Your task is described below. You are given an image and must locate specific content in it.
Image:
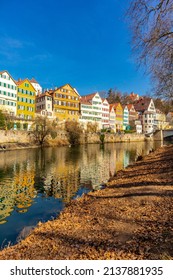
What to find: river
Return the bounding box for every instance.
[0,140,166,248]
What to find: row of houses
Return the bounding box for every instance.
[0,70,170,134]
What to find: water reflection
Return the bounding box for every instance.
[0,140,164,246]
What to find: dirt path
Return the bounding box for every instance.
[0,144,173,260]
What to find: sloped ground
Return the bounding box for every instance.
[0,144,173,260]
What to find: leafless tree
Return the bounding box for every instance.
[30,116,57,146]
[127,0,173,98]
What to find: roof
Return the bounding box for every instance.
[0,70,17,84]
[122,104,128,109]
[110,102,122,109]
[44,89,54,96]
[80,96,92,105]
[167,112,173,116]
[81,92,98,101]
[156,109,164,114]
[133,98,152,112]
[36,92,52,99]
[109,104,115,112]
[127,104,135,110]
[54,83,81,96]
[30,78,38,84]
[16,78,36,92]
[129,92,139,101]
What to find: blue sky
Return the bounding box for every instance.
[0,0,151,96]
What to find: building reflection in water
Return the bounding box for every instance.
[0,141,162,225]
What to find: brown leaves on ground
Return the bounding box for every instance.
[0,144,173,260]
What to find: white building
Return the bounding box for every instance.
[101,98,110,129]
[134,98,156,134]
[36,91,54,118]
[123,105,129,130]
[135,120,142,134]
[109,104,116,132]
[154,109,168,130]
[30,78,42,96]
[79,92,102,130]
[0,70,17,116]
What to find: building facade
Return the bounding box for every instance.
[30,78,42,95]
[50,84,80,121]
[123,105,129,130]
[154,109,168,130]
[113,103,123,131]
[166,112,173,128]
[134,98,156,134]
[16,79,36,120]
[101,98,110,129]
[0,70,17,116]
[127,104,138,122]
[36,91,53,118]
[109,105,116,132]
[79,92,102,129]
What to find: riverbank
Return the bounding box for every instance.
[0,144,172,260]
[0,130,146,151]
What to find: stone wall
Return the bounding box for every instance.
[0,130,32,144]
[0,130,146,150]
[82,132,145,144]
[153,130,163,141]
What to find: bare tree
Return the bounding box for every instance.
[127,0,173,98]
[30,116,57,146]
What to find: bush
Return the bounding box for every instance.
[124,130,136,134]
[16,122,21,130]
[100,133,105,144]
[23,123,28,130]
[50,131,57,139]
[0,110,5,129]
[65,120,82,145]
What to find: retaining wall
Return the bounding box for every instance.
[0,130,146,150]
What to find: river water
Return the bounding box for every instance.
[0,141,165,248]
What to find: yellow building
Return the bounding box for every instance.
[16,78,36,120]
[113,103,123,131]
[50,84,80,121]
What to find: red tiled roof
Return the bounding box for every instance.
[0,70,6,75]
[15,78,36,92]
[16,79,24,85]
[81,92,98,101]
[47,90,55,95]
[127,104,134,110]
[110,102,121,109]
[133,98,152,112]
[36,92,52,98]
[30,78,38,83]
[156,109,164,114]
[80,96,92,105]
[109,104,115,112]
[129,92,139,100]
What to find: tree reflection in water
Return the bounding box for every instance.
[0,141,163,246]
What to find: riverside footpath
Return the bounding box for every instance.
[0,144,173,260]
